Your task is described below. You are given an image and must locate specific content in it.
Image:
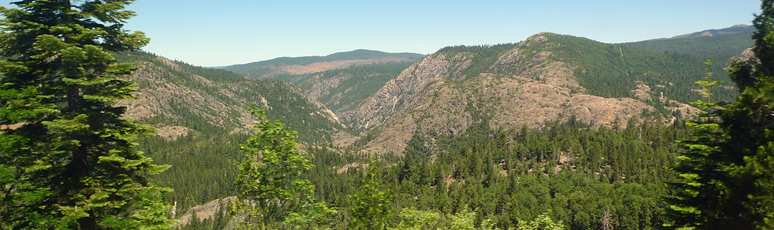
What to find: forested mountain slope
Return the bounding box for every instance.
[224,50,424,116]
[115,51,346,143]
[343,31,749,154]
[134,27,752,227]
[625,25,753,58]
[623,25,754,90]
[223,49,423,80]
[112,51,349,212]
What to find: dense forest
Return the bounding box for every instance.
[183,116,689,229]
[3,0,774,229]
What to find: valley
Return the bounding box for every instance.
[115,26,753,229]
[2,1,770,228]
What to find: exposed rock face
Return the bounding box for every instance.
[346,34,658,155]
[175,196,236,227]
[117,55,344,137]
[156,126,190,140]
[731,48,757,68]
[632,82,652,101]
[119,58,254,132]
[341,53,472,130]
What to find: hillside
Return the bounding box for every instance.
[115,51,346,142]
[223,49,424,79]
[342,32,748,154]
[623,25,754,82]
[112,51,350,212]
[224,50,424,116]
[128,28,752,226]
[671,24,754,39]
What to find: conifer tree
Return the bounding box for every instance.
[0,0,173,229]
[668,0,774,228]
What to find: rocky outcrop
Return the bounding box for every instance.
[341,53,472,131]
[117,54,345,139]
[346,34,658,155]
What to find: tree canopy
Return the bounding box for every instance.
[0,0,173,228]
[667,0,774,229]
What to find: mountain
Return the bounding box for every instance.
[116,51,346,142]
[671,24,754,39]
[623,25,754,68]
[121,26,752,221]
[223,49,424,79]
[119,27,756,228]
[342,32,749,154]
[224,50,425,116]
[113,51,350,212]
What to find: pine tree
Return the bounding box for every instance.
[668,0,774,228]
[0,0,173,229]
[666,61,729,229]
[723,0,774,226]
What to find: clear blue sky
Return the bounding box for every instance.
[3,1,763,66]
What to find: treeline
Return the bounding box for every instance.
[376,118,688,229]
[183,117,690,229]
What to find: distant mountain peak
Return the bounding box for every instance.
[671,25,754,39]
[224,50,424,79]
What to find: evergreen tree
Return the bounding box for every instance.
[668,0,774,228]
[0,1,173,229]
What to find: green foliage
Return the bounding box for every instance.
[667,1,774,229]
[114,51,343,143]
[517,212,566,230]
[293,62,415,113]
[349,158,394,230]
[232,107,334,229]
[283,201,338,229]
[525,33,738,103]
[625,27,754,67]
[179,200,232,230]
[666,62,728,229]
[137,133,244,213]
[389,207,443,230]
[431,31,747,107]
[0,1,173,228]
[285,118,688,230]
[114,50,357,219]
[388,206,506,230]
[438,43,516,80]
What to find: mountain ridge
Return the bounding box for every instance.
[671,24,754,39]
[115,51,348,142]
[341,30,749,154]
[224,49,424,79]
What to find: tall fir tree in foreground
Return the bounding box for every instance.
[0,0,173,229]
[668,0,774,229]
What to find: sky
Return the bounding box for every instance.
[2,1,764,67]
